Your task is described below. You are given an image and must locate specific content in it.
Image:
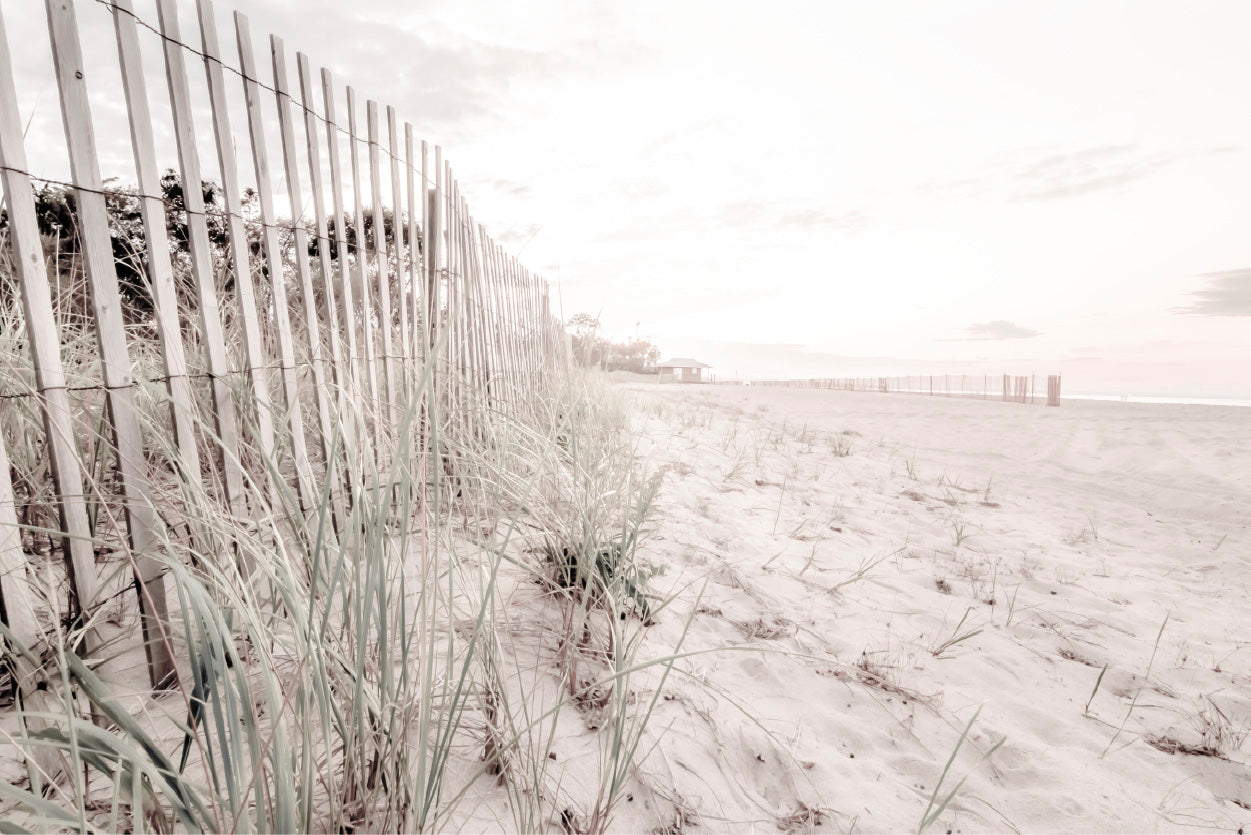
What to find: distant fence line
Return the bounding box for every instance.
[0,0,565,690]
[718,374,1062,406]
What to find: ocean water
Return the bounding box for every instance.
[1065,394,1251,408]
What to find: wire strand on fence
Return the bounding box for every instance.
[93,0,439,189]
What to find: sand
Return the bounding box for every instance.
[617,382,1251,833]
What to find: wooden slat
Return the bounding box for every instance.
[405,124,421,372]
[0,11,100,639]
[543,282,556,371]
[0,423,57,790]
[346,87,381,420]
[475,221,494,394]
[494,242,517,402]
[194,0,281,514]
[445,175,461,398]
[268,30,339,526]
[421,140,432,356]
[320,69,362,403]
[445,158,455,410]
[111,0,200,493]
[296,52,350,521]
[474,223,490,400]
[465,207,488,397]
[492,242,510,400]
[460,195,479,394]
[0,424,39,678]
[152,0,250,536]
[455,179,468,393]
[44,0,175,689]
[483,239,507,404]
[231,9,315,516]
[532,272,544,377]
[525,266,538,380]
[511,256,522,383]
[387,107,409,396]
[296,54,344,392]
[480,226,506,405]
[429,145,442,363]
[448,169,463,421]
[506,255,521,382]
[445,166,462,416]
[367,101,397,432]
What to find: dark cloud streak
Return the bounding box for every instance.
[941,320,1041,341]
[1177,268,1251,316]
[1010,144,1176,201]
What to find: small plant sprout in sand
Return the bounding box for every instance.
[904,446,920,481]
[1086,509,1100,541]
[917,706,1005,834]
[1102,612,1170,758]
[930,607,984,659]
[830,550,899,596]
[771,475,790,535]
[830,432,855,458]
[981,476,998,507]
[1189,697,1250,756]
[1002,583,1026,627]
[949,516,974,549]
[1145,696,1251,759]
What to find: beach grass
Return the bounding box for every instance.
[0,242,683,833]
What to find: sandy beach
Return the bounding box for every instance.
[611,382,1250,833]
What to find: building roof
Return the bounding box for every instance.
[656,357,711,369]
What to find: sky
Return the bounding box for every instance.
[4,0,1250,395]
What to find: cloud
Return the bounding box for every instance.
[712,203,868,233]
[1176,268,1251,316]
[779,209,869,233]
[1010,144,1176,201]
[228,5,588,137]
[482,178,534,198]
[496,222,542,245]
[916,177,987,198]
[949,321,1042,340]
[719,202,769,225]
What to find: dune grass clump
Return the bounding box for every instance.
[0,231,680,833]
[542,533,660,622]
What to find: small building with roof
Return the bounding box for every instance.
[656,357,712,384]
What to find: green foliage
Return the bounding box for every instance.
[566,312,661,373]
[0,172,422,324]
[542,531,664,621]
[314,206,421,260]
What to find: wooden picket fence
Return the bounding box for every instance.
[742,374,1063,406]
[0,0,565,691]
